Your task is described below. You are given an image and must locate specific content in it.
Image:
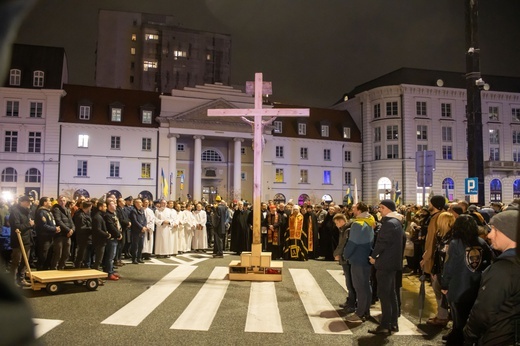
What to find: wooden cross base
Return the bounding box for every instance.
[228,243,283,281]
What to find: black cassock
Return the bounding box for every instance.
[230,209,250,254]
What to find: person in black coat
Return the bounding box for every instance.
[213,200,229,258]
[51,196,75,269]
[73,201,93,268]
[368,200,404,336]
[230,201,250,255]
[91,202,109,270]
[103,200,122,279]
[34,197,60,270]
[129,198,148,264]
[9,196,34,285]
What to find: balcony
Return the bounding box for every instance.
[484,161,520,174]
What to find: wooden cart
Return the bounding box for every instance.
[16,230,108,294]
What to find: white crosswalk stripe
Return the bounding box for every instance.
[245,282,283,333]
[327,269,425,336]
[33,318,63,338]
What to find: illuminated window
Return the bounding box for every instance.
[111,108,122,122]
[323,170,331,184]
[78,134,89,148]
[417,125,427,140]
[489,129,500,144]
[343,127,351,139]
[142,110,153,124]
[143,61,158,71]
[131,34,137,41]
[321,125,329,137]
[174,50,187,59]
[130,47,136,55]
[275,168,284,183]
[141,163,151,178]
[145,34,159,40]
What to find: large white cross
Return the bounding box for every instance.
[208,73,309,250]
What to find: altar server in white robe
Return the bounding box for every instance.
[142,199,156,258]
[192,202,208,252]
[182,203,197,252]
[154,200,173,256]
[173,202,185,253]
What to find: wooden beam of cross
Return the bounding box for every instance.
[208,73,309,253]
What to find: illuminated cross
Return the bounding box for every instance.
[208,72,309,259]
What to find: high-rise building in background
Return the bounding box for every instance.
[95,10,231,93]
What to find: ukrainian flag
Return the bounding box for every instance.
[161,168,168,198]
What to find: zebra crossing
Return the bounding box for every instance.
[94,264,423,336]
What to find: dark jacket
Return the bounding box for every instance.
[51,204,75,237]
[344,219,374,267]
[104,210,122,240]
[333,222,351,265]
[9,204,33,248]
[371,213,404,271]
[91,210,109,246]
[441,237,493,303]
[34,207,57,238]
[116,205,131,231]
[73,209,92,240]
[464,248,520,346]
[129,207,147,235]
[214,203,229,236]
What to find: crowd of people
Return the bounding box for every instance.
[1,193,519,344]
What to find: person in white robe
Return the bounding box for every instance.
[154,200,173,257]
[142,199,155,258]
[173,203,185,253]
[192,202,208,252]
[182,203,197,252]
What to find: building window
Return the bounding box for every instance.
[513,130,520,144]
[442,145,453,160]
[4,131,18,152]
[141,163,151,178]
[343,127,351,139]
[375,145,381,160]
[442,126,452,141]
[111,108,122,122]
[416,125,428,140]
[111,136,120,150]
[374,127,381,142]
[275,168,284,183]
[490,179,502,202]
[25,168,41,183]
[300,169,308,183]
[515,179,520,198]
[514,149,520,162]
[110,161,120,178]
[6,101,19,117]
[33,70,44,87]
[323,170,332,184]
[386,125,398,140]
[275,146,284,158]
[298,123,306,135]
[300,147,308,160]
[79,105,91,120]
[78,134,89,148]
[417,144,428,152]
[145,33,159,40]
[441,103,452,118]
[321,125,329,137]
[9,69,21,86]
[143,60,158,71]
[344,171,352,185]
[241,147,246,155]
[489,106,499,121]
[77,160,88,177]
[1,167,17,182]
[174,50,187,59]
[28,132,42,153]
[386,101,398,116]
[30,102,43,118]
[374,103,381,119]
[344,150,351,162]
[141,137,152,151]
[489,129,500,144]
[142,110,153,124]
[489,147,500,161]
[512,108,520,122]
[241,172,246,181]
[416,101,427,116]
[324,149,331,161]
[201,149,223,162]
[273,121,282,134]
[442,177,455,201]
[131,34,137,41]
[130,47,136,55]
[387,144,399,159]
[177,144,185,151]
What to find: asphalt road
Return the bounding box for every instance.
[24,253,446,345]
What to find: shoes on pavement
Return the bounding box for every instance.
[132,261,139,264]
[391,325,399,333]
[108,274,119,281]
[345,314,364,323]
[112,272,120,278]
[368,326,391,336]
[426,317,449,327]
[343,306,356,314]
[137,259,145,263]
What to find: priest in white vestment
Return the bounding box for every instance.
[154,200,174,256]
[192,202,208,252]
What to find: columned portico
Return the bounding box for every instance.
[233,138,244,200]
[193,135,204,201]
[168,133,180,200]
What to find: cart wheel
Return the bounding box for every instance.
[86,279,99,291]
[74,280,84,286]
[46,283,62,295]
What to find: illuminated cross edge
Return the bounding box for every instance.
[208,73,309,257]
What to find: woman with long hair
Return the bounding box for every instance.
[441,215,494,345]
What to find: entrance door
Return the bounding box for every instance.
[202,186,217,203]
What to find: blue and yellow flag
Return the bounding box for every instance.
[161,168,168,198]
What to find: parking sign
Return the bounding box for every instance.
[465,178,478,195]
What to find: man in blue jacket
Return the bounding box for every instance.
[129,198,148,264]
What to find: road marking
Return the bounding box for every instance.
[170,266,229,331]
[33,318,63,338]
[289,268,351,334]
[327,269,425,336]
[245,282,283,333]
[101,265,197,326]
[146,258,177,266]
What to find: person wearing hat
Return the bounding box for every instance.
[9,196,35,286]
[421,195,450,327]
[464,209,520,345]
[368,199,404,335]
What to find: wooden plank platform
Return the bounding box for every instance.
[228,260,283,282]
[31,269,108,283]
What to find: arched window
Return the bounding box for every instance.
[514,179,520,199]
[377,177,392,201]
[1,167,17,182]
[322,194,333,203]
[107,190,122,199]
[25,168,41,183]
[298,194,310,206]
[201,149,223,162]
[490,179,502,202]
[442,177,455,201]
[74,189,90,199]
[273,193,286,204]
[9,69,21,86]
[139,190,153,201]
[33,70,44,87]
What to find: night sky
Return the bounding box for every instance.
[14,0,520,107]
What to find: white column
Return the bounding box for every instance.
[193,135,204,201]
[168,133,179,200]
[233,138,244,200]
